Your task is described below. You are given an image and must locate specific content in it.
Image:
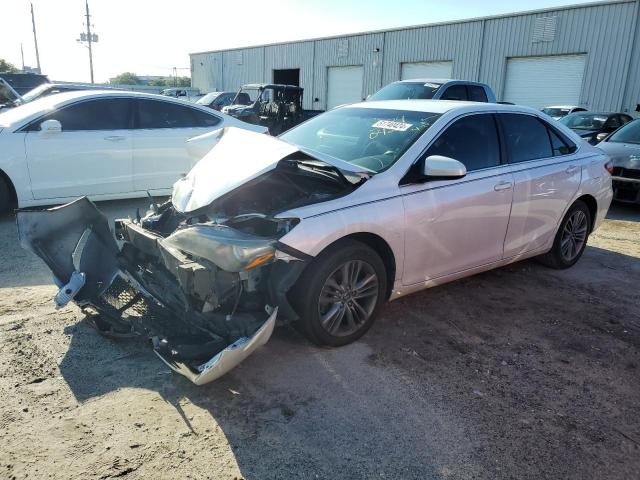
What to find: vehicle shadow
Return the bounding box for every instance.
[606,201,640,221]
[53,241,640,479]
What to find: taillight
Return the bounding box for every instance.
[604,159,614,174]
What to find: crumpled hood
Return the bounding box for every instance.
[172,126,373,214]
[597,141,640,169]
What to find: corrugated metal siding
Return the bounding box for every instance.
[479,1,638,110]
[382,21,484,85]
[190,0,640,115]
[222,47,265,92]
[312,33,384,110]
[264,41,315,109]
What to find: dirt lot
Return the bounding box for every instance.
[0,199,639,480]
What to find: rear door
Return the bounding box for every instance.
[24,98,134,199]
[498,113,582,258]
[132,99,222,192]
[401,113,514,284]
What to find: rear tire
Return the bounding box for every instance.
[291,239,387,347]
[538,200,591,269]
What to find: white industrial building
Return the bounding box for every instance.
[190,0,640,114]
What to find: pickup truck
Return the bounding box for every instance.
[368,79,497,103]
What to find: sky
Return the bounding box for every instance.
[0,0,600,84]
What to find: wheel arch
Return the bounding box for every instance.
[319,232,397,301]
[0,167,18,211]
[575,193,597,233]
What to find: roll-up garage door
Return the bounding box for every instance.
[401,61,453,80]
[503,54,586,109]
[327,65,364,109]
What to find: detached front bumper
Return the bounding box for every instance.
[16,198,290,385]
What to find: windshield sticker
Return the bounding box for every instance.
[372,120,413,131]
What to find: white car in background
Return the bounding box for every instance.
[0,90,266,212]
[541,105,588,120]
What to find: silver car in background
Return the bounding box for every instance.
[18,100,613,384]
[597,118,640,204]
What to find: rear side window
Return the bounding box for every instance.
[440,84,468,101]
[426,114,500,171]
[467,86,488,102]
[499,113,576,162]
[137,99,221,129]
[499,114,552,163]
[25,98,132,131]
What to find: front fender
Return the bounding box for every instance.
[278,196,405,282]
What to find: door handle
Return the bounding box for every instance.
[494,181,513,191]
[565,165,580,174]
[104,135,125,142]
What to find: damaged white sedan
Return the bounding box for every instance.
[17,100,613,384]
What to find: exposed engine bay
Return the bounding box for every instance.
[16,129,367,384]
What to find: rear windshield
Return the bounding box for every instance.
[560,113,608,130]
[607,119,640,145]
[368,82,441,101]
[280,107,441,173]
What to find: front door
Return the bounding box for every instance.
[24,98,134,200]
[401,113,514,285]
[132,99,222,192]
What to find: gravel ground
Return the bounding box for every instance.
[0,199,638,480]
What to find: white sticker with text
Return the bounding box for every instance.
[372,120,412,131]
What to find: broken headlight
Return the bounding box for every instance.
[161,224,277,272]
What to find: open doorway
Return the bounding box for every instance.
[273,69,300,86]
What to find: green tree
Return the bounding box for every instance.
[176,76,191,87]
[147,78,169,87]
[0,59,19,73]
[110,72,140,85]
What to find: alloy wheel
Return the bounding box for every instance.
[317,260,379,337]
[560,210,588,262]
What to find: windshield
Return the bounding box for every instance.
[542,107,571,118]
[607,119,640,145]
[234,87,260,104]
[20,84,56,103]
[560,113,608,130]
[280,107,440,173]
[368,82,441,101]
[197,92,222,105]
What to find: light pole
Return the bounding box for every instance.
[77,1,98,83]
[30,3,41,73]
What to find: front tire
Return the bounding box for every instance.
[291,239,387,347]
[0,176,14,215]
[538,200,591,269]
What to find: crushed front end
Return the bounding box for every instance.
[16,197,308,385]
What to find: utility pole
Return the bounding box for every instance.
[77,1,98,83]
[85,0,94,83]
[30,3,41,73]
[20,43,25,71]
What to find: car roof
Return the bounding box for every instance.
[395,78,487,86]
[344,99,538,115]
[544,105,580,109]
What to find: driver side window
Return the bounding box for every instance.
[425,114,501,171]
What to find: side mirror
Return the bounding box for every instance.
[596,132,608,142]
[39,119,62,134]
[422,155,466,179]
